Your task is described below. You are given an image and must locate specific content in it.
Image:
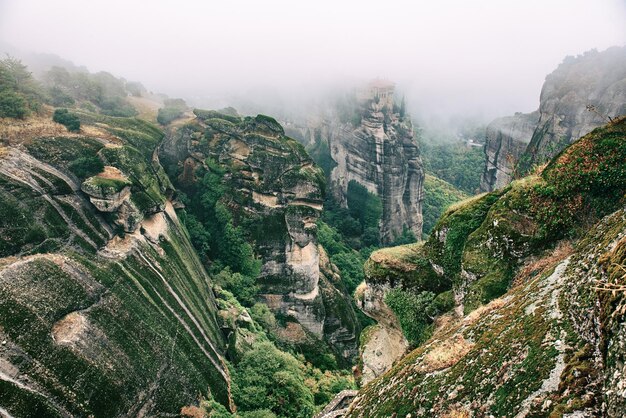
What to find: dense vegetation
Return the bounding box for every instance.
[418,135,485,195]
[0,56,42,118]
[422,174,468,235]
[43,65,139,116]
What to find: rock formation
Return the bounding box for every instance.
[0,114,232,416]
[520,47,626,173]
[160,110,361,362]
[479,111,539,191]
[295,80,425,243]
[347,118,626,417]
[481,46,626,192]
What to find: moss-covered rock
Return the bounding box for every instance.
[160,109,361,366]
[0,112,233,416]
[356,118,626,380]
[348,206,626,417]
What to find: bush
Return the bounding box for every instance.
[233,342,315,417]
[67,156,104,179]
[157,106,184,125]
[385,289,438,346]
[0,91,28,118]
[214,268,259,307]
[52,108,81,132]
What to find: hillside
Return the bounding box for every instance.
[349,118,626,416]
[422,174,469,235]
[0,111,232,416]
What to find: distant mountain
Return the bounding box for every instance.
[481,46,626,191]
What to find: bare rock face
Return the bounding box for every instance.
[354,281,409,385]
[479,111,539,191]
[482,46,626,188]
[318,246,361,360]
[519,47,626,173]
[298,81,425,243]
[161,111,360,361]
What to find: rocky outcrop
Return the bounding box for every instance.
[481,46,626,191]
[479,111,539,191]
[0,114,232,416]
[346,118,626,417]
[354,279,409,385]
[297,81,424,243]
[348,206,626,417]
[161,110,360,362]
[519,47,626,172]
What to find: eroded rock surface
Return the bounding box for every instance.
[295,81,424,243]
[161,111,360,361]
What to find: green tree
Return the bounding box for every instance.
[0,56,42,118]
[233,342,315,417]
[0,91,28,118]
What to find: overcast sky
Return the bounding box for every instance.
[1,0,625,123]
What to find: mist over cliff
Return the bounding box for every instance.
[2,0,625,126]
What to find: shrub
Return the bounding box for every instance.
[68,156,104,179]
[52,108,81,132]
[385,288,438,346]
[0,91,28,118]
[233,342,315,417]
[157,106,184,125]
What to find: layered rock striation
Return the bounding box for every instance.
[296,81,425,243]
[0,113,232,416]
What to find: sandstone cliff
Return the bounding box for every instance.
[160,110,361,363]
[481,46,626,192]
[0,113,232,416]
[295,82,424,244]
[479,111,539,191]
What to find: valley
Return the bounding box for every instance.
[0,27,624,418]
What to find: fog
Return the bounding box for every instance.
[1,0,625,125]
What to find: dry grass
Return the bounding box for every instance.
[417,335,474,373]
[97,166,128,181]
[0,113,120,145]
[274,321,306,343]
[180,405,205,418]
[441,408,471,418]
[369,242,423,271]
[126,95,162,122]
[512,241,574,287]
[464,297,507,326]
